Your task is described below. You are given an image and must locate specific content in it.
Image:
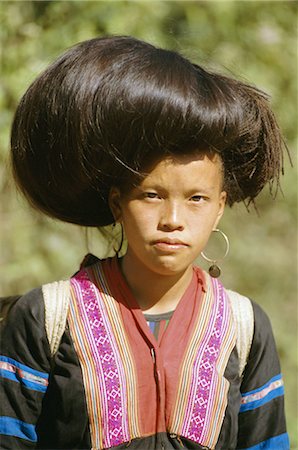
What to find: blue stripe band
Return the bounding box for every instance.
[0,369,47,393]
[240,386,284,412]
[241,374,282,398]
[0,356,49,379]
[0,416,37,442]
[240,432,289,450]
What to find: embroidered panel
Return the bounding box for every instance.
[68,267,139,449]
[169,275,236,449]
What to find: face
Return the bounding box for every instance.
[109,153,226,277]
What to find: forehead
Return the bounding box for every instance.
[140,152,224,186]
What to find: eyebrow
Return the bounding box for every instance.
[135,183,218,196]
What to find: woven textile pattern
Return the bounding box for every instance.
[169,276,236,448]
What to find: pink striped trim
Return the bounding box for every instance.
[0,361,48,387]
[241,379,284,404]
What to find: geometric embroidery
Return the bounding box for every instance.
[68,262,235,450]
[169,274,236,449]
[69,268,134,449]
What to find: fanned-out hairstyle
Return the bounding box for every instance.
[11,36,286,226]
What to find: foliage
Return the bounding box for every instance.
[1,0,297,445]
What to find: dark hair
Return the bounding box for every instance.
[11,36,285,226]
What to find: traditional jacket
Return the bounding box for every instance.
[0,257,289,449]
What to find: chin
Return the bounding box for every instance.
[150,259,191,277]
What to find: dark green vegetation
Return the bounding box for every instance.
[0,1,297,445]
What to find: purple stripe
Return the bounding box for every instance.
[181,277,235,448]
[71,270,128,448]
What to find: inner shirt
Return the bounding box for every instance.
[144,311,174,341]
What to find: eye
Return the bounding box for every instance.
[190,195,203,202]
[143,192,160,199]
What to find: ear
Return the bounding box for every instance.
[213,191,227,229]
[108,187,122,222]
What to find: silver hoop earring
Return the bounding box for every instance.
[201,228,230,278]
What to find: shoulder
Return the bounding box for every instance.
[231,296,282,390]
[249,300,278,360]
[1,287,44,327]
[1,287,52,372]
[225,287,274,339]
[224,288,278,375]
[251,300,273,333]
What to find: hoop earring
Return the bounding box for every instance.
[201,228,230,278]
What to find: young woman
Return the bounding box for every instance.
[1,36,289,450]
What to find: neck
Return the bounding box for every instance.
[120,254,193,314]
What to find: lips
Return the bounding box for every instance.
[152,238,189,251]
[153,238,188,246]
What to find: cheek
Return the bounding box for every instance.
[188,210,220,243]
[122,205,155,235]
[190,206,217,227]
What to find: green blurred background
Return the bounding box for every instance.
[1,0,297,446]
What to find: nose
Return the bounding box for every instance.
[158,201,184,231]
